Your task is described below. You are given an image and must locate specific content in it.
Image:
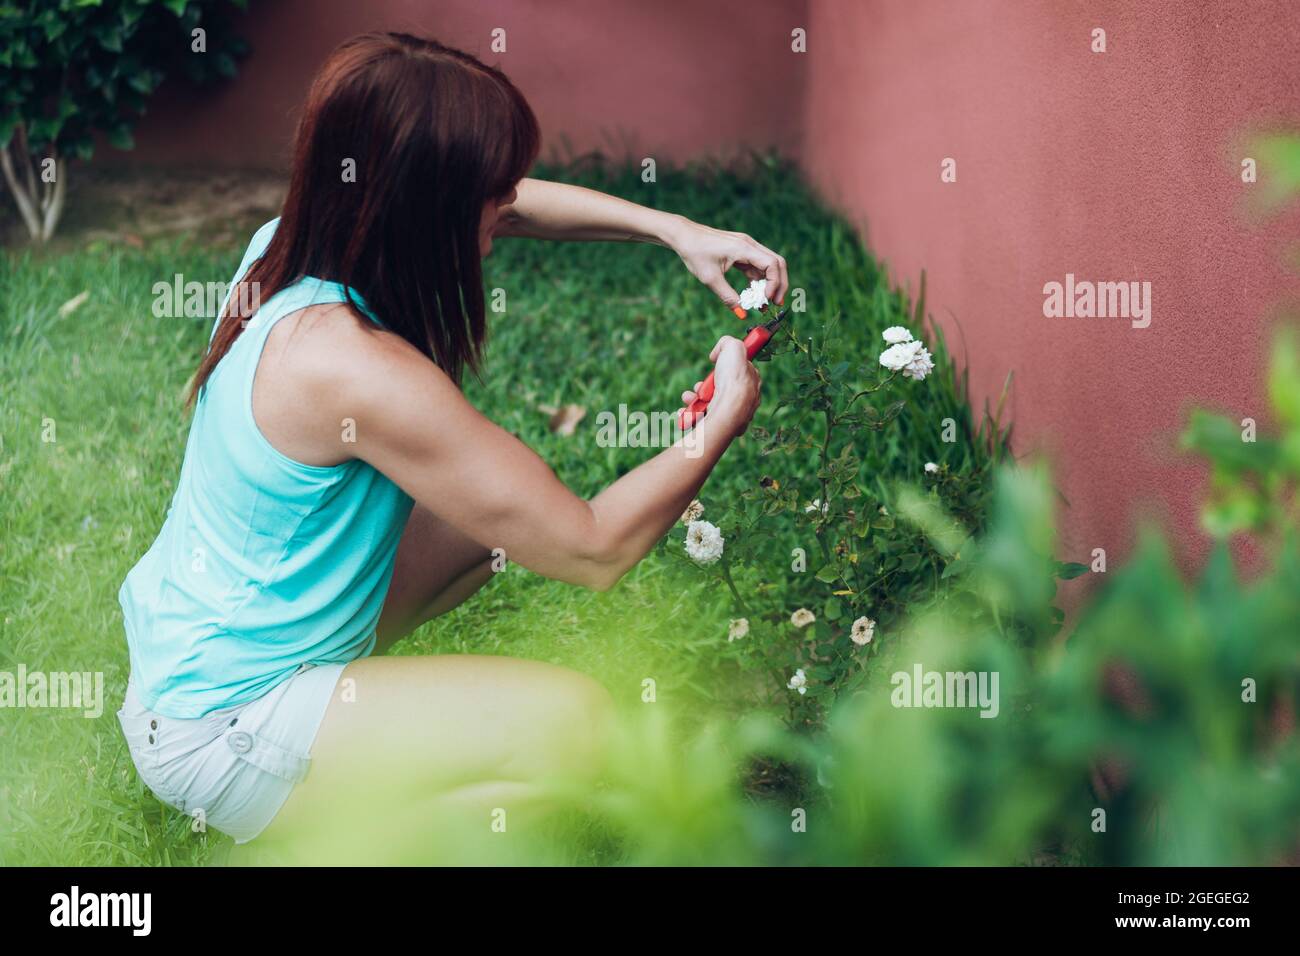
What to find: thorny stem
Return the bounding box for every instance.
[671,546,786,696]
[845,370,900,410]
[866,567,901,592]
[718,560,751,616]
[778,322,836,564]
[718,316,914,703]
[815,405,834,563]
[757,640,791,704]
[782,321,810,356]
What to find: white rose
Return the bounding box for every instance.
[850,616,875,646]
[728,618,750,642]
[924,462,939,474]
[790,608,816,629]
[903,346,934,381]
[787,668,808,694]
[879,340,924,371]
[737,279,769,312]
[882,326,914,344]
[684,520,724,565]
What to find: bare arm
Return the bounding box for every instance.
[496,178,789,310]
[338,330,761,591]
[496,177,682,245]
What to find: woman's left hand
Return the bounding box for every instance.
[667,218,788,315]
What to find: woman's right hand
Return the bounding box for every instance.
[680,335,763,436]
[340,321,763,592]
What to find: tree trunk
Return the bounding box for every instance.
[0,125,66,242]
[39,158,67,241]
[0,139,43,240]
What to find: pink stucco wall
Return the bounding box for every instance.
[121,0,1300,577]
[122,0,804,167]
[800,0,1300,577]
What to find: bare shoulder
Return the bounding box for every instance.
[254,301,452,466]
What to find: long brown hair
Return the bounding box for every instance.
[189,32,540,401]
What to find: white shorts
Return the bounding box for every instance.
[116,662,346,844]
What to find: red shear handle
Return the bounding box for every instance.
[678,325,773,430]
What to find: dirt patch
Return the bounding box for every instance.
[2,166,287,251]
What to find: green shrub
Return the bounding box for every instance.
[660,272,1030,725]
[0,0,249,240]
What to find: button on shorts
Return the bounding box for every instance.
[116,662,346,844]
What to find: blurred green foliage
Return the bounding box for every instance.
[1246,131,1300,213]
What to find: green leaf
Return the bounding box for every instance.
[126,70,157,95]
[99,27,123,53]
[940,558,967,580]
[107,124,134,150]
[882,400,907,420]
[1180,409,1277,474]
[1267,326,1300,427]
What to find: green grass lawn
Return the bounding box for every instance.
[0,159,992,865]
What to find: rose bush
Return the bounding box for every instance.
[662,281,1072,727]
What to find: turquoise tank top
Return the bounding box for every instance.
[119,219,415,717]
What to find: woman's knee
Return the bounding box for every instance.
[515,664,615,779]
[567,667,615,724]
[570,670,616,763]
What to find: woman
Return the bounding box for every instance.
[116,32,785,858]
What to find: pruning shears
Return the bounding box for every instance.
[678,307,788,431]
